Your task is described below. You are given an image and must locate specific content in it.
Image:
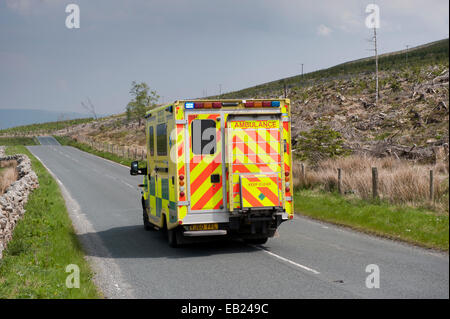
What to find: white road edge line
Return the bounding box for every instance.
[251,245,320,275]
[30,150,135,299]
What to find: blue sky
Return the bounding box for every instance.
[0,0,448,115]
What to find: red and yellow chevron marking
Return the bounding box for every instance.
[177,124,186,205]
[188,114,223,211]
[240,175,281,208]
[282,118,293,216]
[228,120,282,209]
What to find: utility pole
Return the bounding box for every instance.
[405,45,409,64]
[373,27,379,106]
[219,84,222,97]
[299,63,304,86]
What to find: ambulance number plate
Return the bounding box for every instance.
[189,223,219,231]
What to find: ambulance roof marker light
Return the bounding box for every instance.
[185,102,194,109]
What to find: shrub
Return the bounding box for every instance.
[295,123,350,163]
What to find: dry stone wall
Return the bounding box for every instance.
[0,147,39,259]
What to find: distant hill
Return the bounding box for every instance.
[0,109,92,130]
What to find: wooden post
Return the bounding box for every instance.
[429,169,434,202]
[301,163,305,182]
[372,167,378,199]
[337,168,342,194]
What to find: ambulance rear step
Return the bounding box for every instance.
[183,230,228,237]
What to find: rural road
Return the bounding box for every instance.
[27,136,449,299]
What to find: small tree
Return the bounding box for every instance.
[296,123,349,163]
[81,97,98,120]
[126,81,159,125]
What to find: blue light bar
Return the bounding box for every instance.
[185,102,194,109]
[271,101,280,107]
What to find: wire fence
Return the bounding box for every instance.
[72,135,147,161]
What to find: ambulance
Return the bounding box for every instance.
[130,99,294,247]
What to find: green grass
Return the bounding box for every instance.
[54,136,134,167]
[0,137,37,146]
[0,145,101,298]
[294,189,449,251]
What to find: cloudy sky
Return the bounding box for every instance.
[0,0,448,115]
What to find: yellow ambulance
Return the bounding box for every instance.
[130,99,294,247]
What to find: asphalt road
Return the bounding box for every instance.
[28,136,449,298]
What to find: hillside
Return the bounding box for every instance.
[215,39,449,99]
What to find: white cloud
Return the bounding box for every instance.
[317,24,332,36]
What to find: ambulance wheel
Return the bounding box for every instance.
[167,228,179,248]
[143,209,154,231]
[245,237,268,245]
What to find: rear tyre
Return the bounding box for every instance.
[142,210,155,231]
[244,237,268,245]
[168,228,179,248]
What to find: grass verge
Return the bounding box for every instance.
[0,137,37,146]
[0,145,101,298]
[54,136,133,167]
[294,189,449,251]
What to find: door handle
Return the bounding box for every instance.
[211,174,220,183]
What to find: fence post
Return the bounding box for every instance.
[429,169,434,202]
[337,168,342,194]
[301,163,305,182]
[372,167,378,199]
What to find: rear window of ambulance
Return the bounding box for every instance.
[191,119,216,155]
